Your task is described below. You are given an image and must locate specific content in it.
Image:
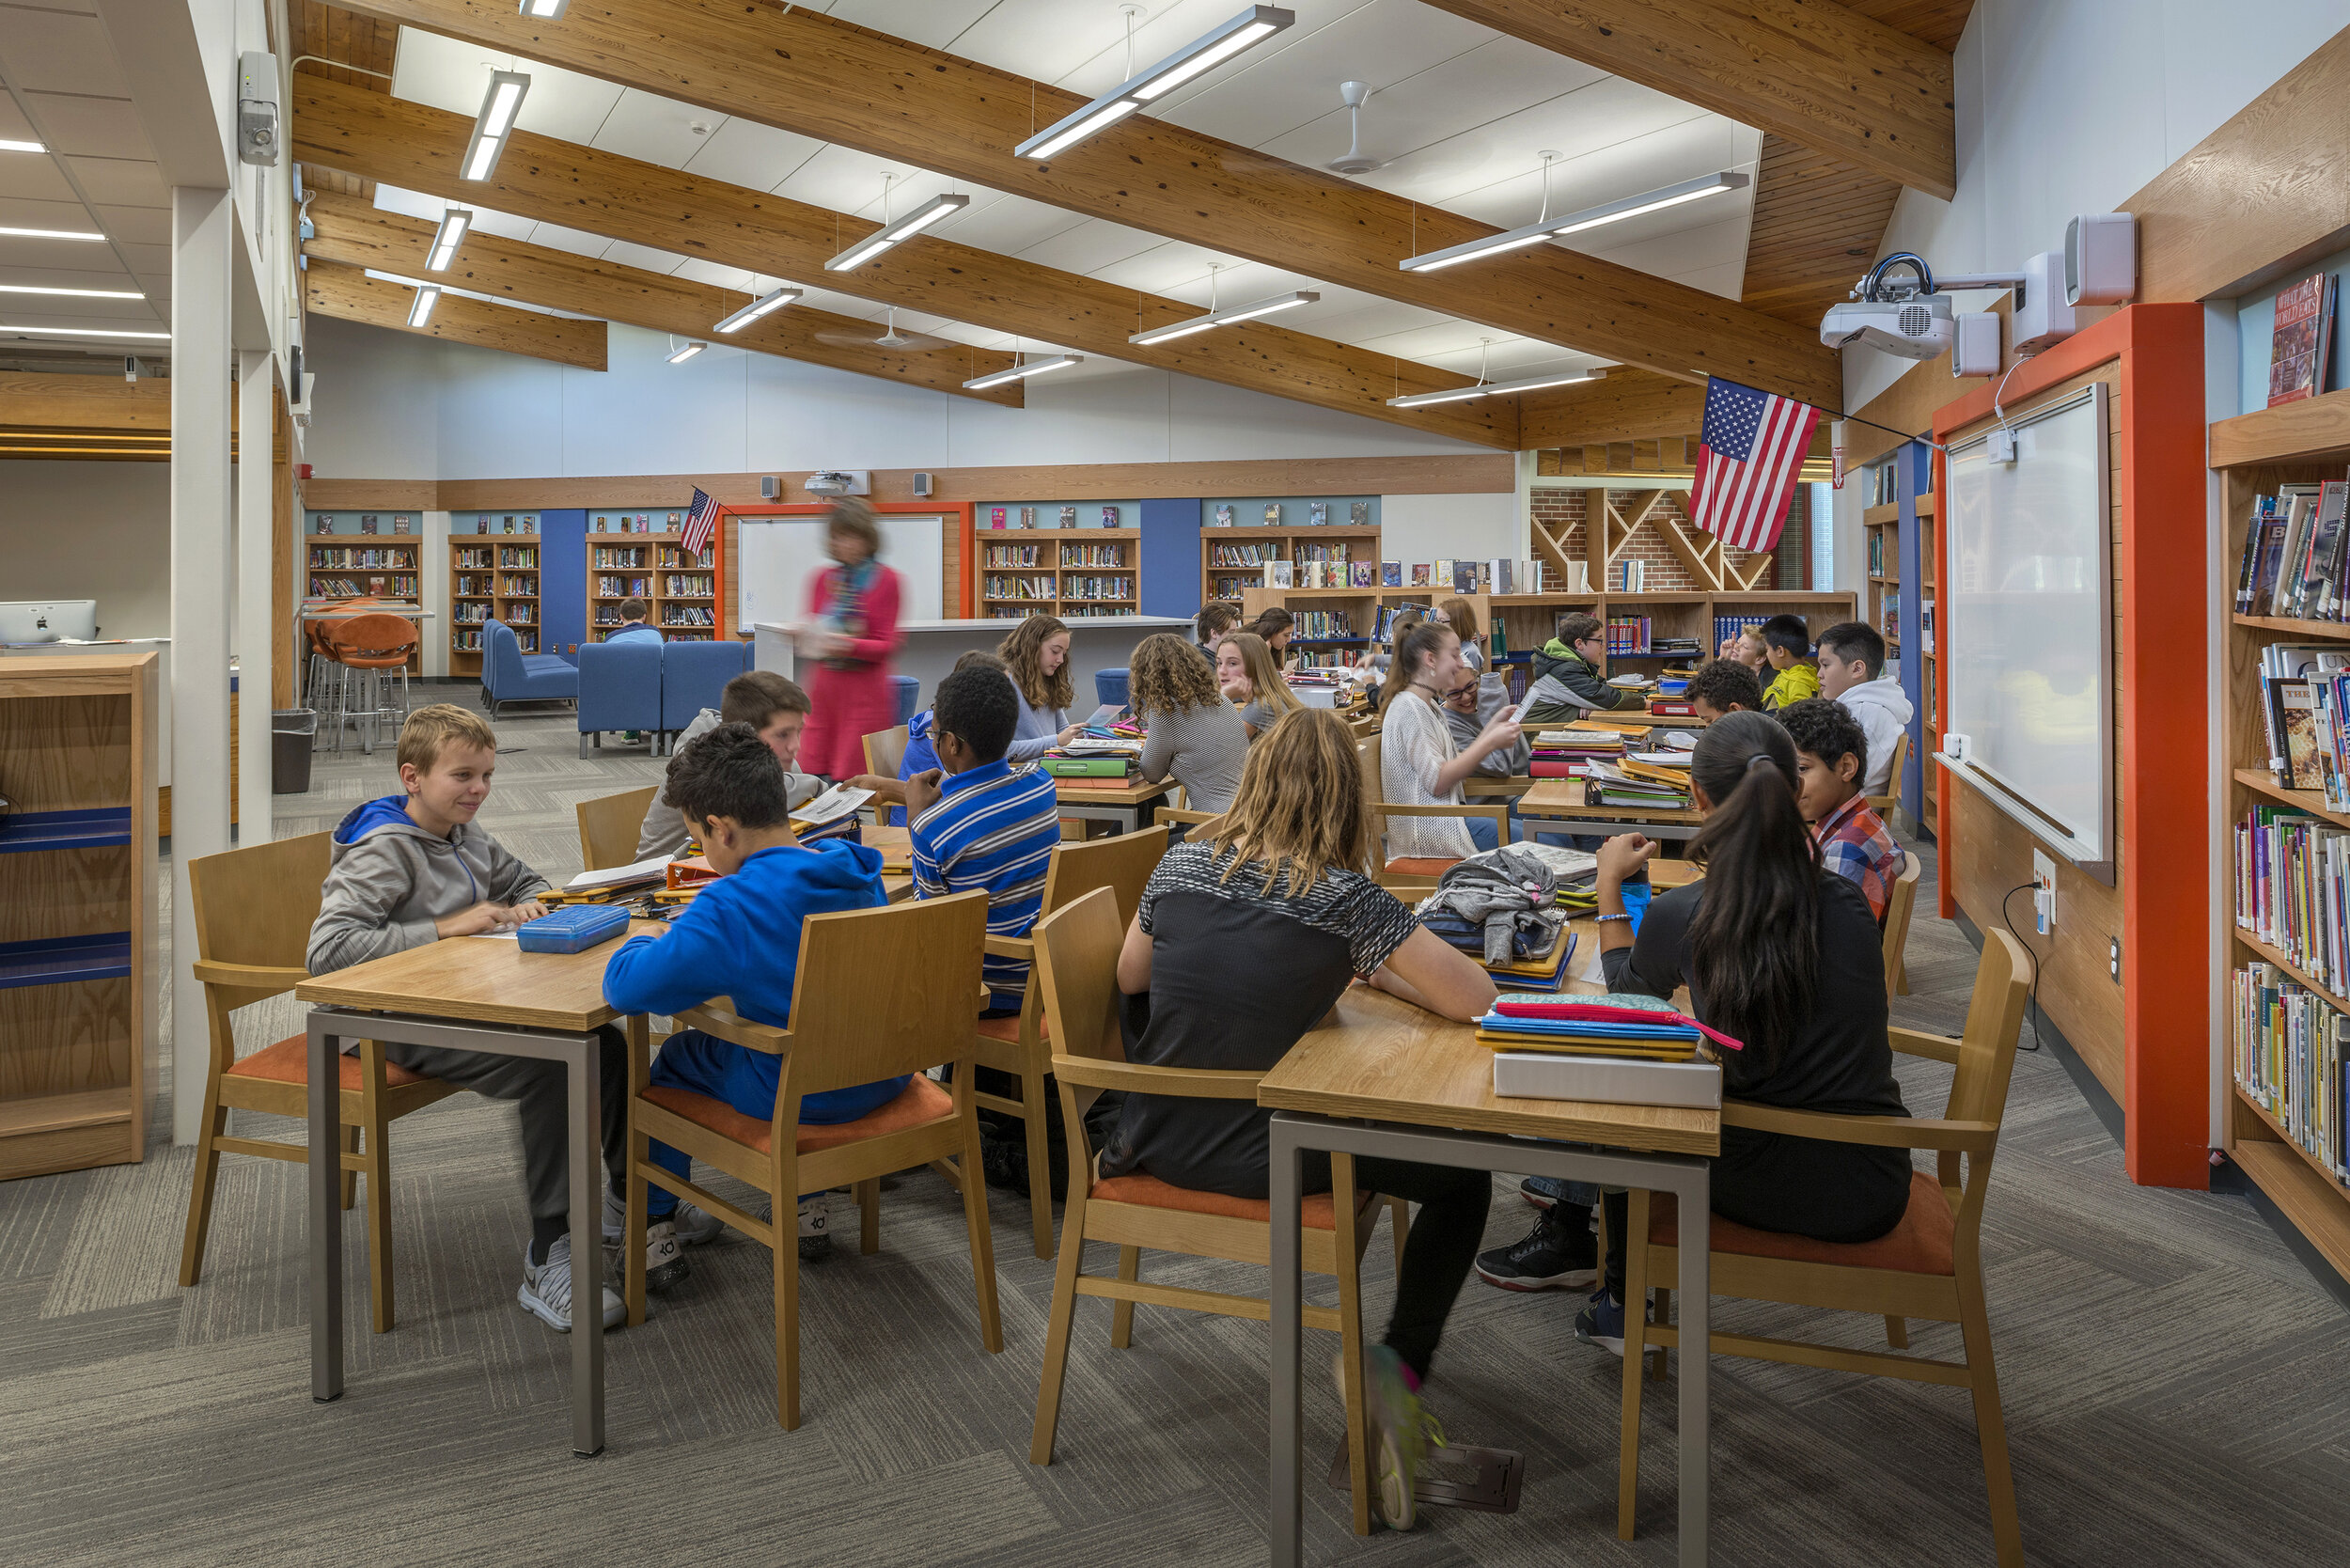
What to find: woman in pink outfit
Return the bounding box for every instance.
[787,499,903,779]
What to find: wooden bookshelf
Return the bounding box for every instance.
[0,652,156,1180]
[448,540,494,678]
[587,531,720,643]
[1202,525,1382,606]
[2214,388,2350,1282]
[975,527,1140,621]
[306,510,422,673]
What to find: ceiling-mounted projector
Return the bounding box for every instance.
[1822,292,1955,360]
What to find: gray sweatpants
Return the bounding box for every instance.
[378,1026,630,1227]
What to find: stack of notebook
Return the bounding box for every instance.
[1042,732,1144,788]
[1479,993,1724,1107]
[1579,759,1693,810]
[1529,724,1626,777]
[1483,932,1581,992]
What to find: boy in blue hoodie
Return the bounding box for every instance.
[306,703,642,1333]
[603,721,905,1261]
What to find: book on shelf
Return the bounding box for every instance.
[1382,561,1402,587]
[2258,643,2350,791]
[1263,560,1295,588]
[2267,272,2339,408]
[2232,963,2347,1181]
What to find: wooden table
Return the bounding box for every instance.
[1259,948,1720,1567]
[295,918,663,1456]
[1515,775,1707,840]
[1054,776,1175,835]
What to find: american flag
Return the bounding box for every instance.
[1689,377,1822,555]
[681,486,719,558]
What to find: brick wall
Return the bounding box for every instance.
[1528,487,1780,591]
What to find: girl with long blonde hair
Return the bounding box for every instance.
[995,613,1078,762]
[1214,630,1303,738]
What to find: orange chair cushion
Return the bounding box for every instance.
[1384,857,1461,879]
[1648,1170,1953,1276]
[1089,1172,1341,1231]
[227,1034,431,1090]
[974,1012,1047,1044]
[638,1073,956,1155]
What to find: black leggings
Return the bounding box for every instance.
[1303,1153,1491,1381]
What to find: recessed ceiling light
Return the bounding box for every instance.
[1018,7,1295,160]
[426,208,472,271]
[462,71,531,182]
[1386,366,1606,410]
[0,283,144,300]
[824,193,970,272]
[0,138,44,154]
[518,0,570,16]
[713,286,803,334]
[407,284,441,327]
[1398,172,1748,274]
[0,323,170,339]
[666,340,707,364]
[0,226,107,243]
[964,353,1082,391]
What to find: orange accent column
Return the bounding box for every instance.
[1928,303,2210,1188]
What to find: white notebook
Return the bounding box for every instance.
[1493,1052,1722,1110]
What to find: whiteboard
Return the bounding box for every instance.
[737,513,947,628]
[1938,383,2114,881]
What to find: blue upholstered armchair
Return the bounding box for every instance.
[658,639,752,751]
[482,619,579,715]
[577,637,664,756]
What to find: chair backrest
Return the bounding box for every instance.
[660,638,753,731]
[326,613,419,662]
[577,785,659,871]
[1948,926,2030,1133]
[187,831,333,1008]
[1356,732,1390,852]
[889,674,920,726]
[779,889,990,1095]
[576,639,664,731]
[1868,729,1910,812]
[484,619,523,687]
[1042,823,1169,929]
[862,724,909,778]
[1879,851,1922,995]
[1030,887,1129,1068]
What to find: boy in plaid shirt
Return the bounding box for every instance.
[1777,698,1904,920]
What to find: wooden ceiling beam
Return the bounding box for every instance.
[0,372,175,432]
[289,75,1519,448]
[1418,0,1956,200]
[334,0,1840,406]
[299,192,1024,403]
[1517,373,1707,448]
[304,260,609,369]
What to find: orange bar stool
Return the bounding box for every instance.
[325,612,420,754]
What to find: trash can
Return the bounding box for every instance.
[272,709,318,794]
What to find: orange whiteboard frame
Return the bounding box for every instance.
[713,500,979,633]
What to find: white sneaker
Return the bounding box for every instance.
[797,1192,832,1262]
[600,1192,713,1284]
[518,1234,626,1332]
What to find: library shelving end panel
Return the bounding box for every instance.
[1930,301,2211,1191]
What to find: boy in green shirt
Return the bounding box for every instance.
[1757,614,1821,710]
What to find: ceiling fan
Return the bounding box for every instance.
[1326,81,1384,176]
[815,306,950,353]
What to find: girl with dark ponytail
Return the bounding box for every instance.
[1471,711,1912,1350]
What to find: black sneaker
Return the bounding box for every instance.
[1473,1207,1600,1292]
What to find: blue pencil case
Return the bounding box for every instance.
[515,902,633,954]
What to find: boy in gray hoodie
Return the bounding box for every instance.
[307,703,650,1333]
[634,669,825,859]
[1815,621,1915,798]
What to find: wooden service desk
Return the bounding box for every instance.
[296,918,666,1457]
[1053,776,1174,836]
[1260,947,1719,1567]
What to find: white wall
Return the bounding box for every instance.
[0,461,175,640]
[1378,492,1521,570]
[300,315,1496,480]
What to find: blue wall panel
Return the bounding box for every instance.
[540,510,588,661]
[1139,497,1203,619]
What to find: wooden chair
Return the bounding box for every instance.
[178,831,461,1333]
[576,784,659,872]
[1615,928,2032,1566]
[622,888,1000,1430]
[1155,784,1222,834]
[1026,888,1401,1535]
[1359,731,1511,891]
[1881,850,1923,996]
[1867,729,1910,819]
[975,823,1172,1259]
[862,724,909,778]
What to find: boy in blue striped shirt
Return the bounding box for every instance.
[901,665,1061,1012]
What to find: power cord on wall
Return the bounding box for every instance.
[1998,883,2047,1052]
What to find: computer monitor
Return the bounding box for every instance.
[0,601,100,643]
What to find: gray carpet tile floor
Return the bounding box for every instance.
[7,692,2345,1566]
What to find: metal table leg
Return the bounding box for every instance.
[567,1029,604,1457]
[1269,1117,1305,1568]
[307,1013,344,1404]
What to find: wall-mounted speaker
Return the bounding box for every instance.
[912,471,934,497]
[760,475,780,500]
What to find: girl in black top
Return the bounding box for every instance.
[1104,707,1496,1529]
[1476,710,1911,1346]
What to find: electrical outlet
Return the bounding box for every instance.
[2109,937,2121,982]
[2030,849,2057,935]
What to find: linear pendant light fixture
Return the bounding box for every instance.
[406,284,441,327]
[1398,170,1748,274]
[964,351,1082,392]
[666,339,706,364]
[1017,6,1295,161]
[462,71,531,181]
[1386,339,1607,409]
[1130,265,1319,347]
[713,286,803,334]
[426,208,472,272]
[825,193,968,272]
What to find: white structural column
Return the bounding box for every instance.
[236,350,274,848]
[171,185,235,1147]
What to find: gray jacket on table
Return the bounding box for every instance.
[306,800,549,975]
[1416,846,1559,965]
[1443,671,1529,777]
[635,707,824,859]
